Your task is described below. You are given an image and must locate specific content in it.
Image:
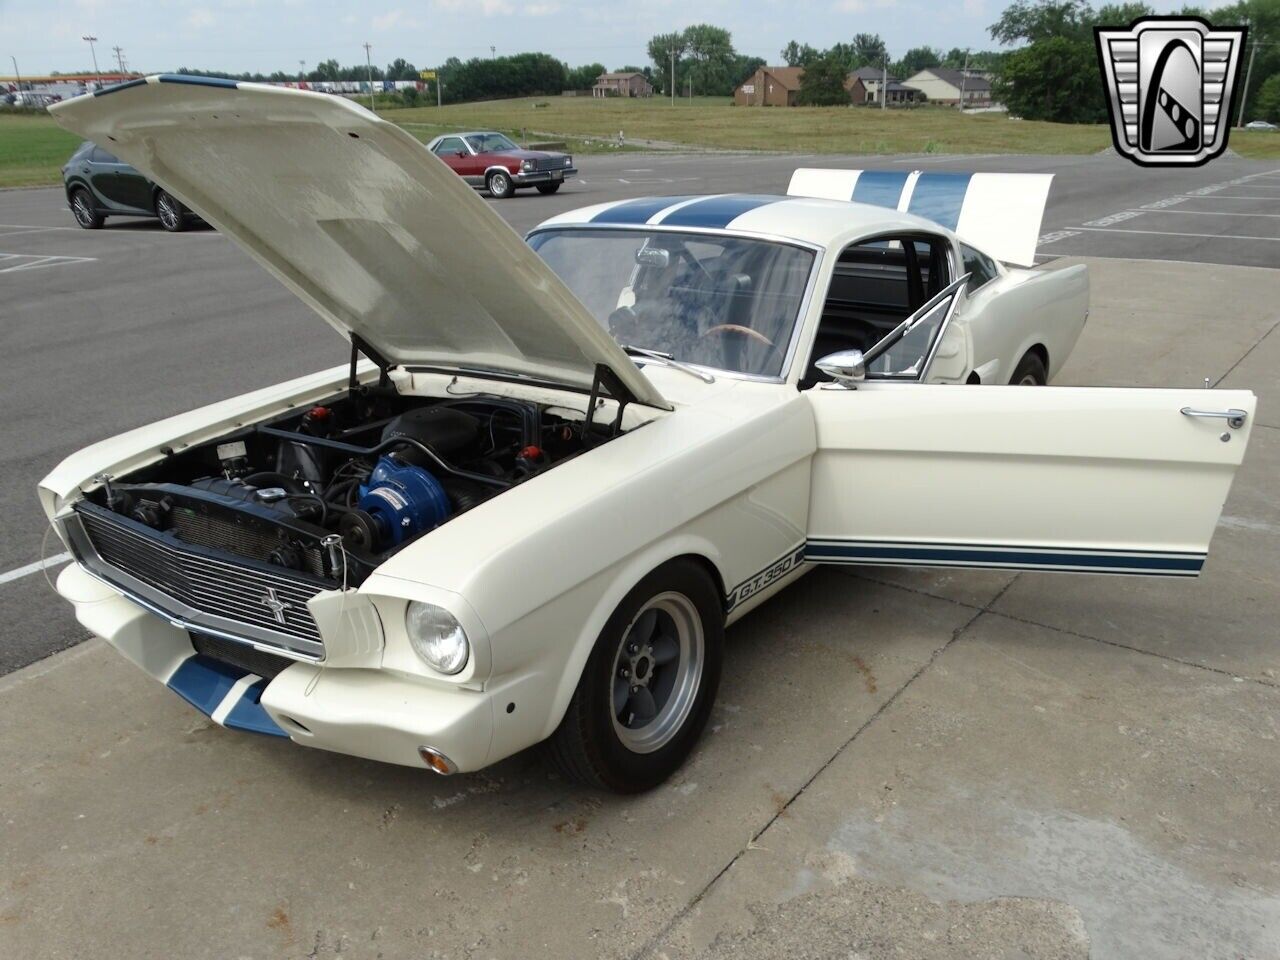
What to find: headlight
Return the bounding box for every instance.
[563,155,572,167]
[405,601,470,675]
[521,158,535,172]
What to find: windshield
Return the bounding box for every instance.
[465,133,518,153]
[527,228,815,377]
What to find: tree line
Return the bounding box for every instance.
[174,0,1279,124]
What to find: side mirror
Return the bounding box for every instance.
[815,349,866,388]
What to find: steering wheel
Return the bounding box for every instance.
[700,324,774,347]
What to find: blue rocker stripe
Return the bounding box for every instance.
[591,196,699,224]
[851,170,910,209]
[803,542,1205,573]
[658,194,783,228]
[905,173,973,231]
[167,655,286,737]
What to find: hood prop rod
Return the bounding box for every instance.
[582,363,636,445]
[349,334,394,393]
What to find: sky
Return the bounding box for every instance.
[1,0,1204,77]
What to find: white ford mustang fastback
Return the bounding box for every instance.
[42,78,1256,792]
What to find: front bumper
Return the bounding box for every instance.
[57,563,497,771]
[512,167,577,186]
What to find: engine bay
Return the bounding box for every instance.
[75,384,604,587]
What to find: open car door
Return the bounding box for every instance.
[805,284,1255,575]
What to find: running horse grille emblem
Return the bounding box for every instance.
[259,587,293,625]
[1095,17,1247,167]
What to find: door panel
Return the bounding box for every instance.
[806,382,1254,575]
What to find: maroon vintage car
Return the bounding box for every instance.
[426,131,577,199]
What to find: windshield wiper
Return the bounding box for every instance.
[621,345,716,384]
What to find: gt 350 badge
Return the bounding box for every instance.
[1095,17,1247,167]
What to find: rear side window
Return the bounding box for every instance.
[960,244,998,292]
[89,146,120,164]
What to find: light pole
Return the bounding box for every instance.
[363,41,375,112]
[10,56,22,93]
[83,36,101,87]
[490,45,496,59]
[299,60,306,82]
[880,55,887,111]
[670,46,675,105]
[113,45,126,75]
[1237,35,1258,128]
[958,50,969,111]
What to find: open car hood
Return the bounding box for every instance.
[50,76,667,409]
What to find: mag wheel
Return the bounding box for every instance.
[71,188,103,229]
[155,190,188,232]
[486,170,514,199]
[549,559,723,793]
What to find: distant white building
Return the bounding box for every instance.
[902,68,992,107]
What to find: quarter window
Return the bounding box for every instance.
[89,146,120,164]
[960,243,998,292]
[432,137,466,156]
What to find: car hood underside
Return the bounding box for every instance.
[49,76,666,409]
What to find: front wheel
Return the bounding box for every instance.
[535,182,561,195]
[548,559,723,792]
[486,170,515,199]
[155,190,188,232]
[70,188,103,229]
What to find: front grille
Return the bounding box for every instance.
[190,631,294,680]
[532,157,566,171]
[74,504,326,656]
[168,506,325,577]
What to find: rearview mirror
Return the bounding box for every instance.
[815,350,866,388]
[635,247,671,268]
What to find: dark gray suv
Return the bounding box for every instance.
[62,141,195,231]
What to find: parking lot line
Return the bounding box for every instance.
[1183,195,1280,200]
[1132,209,1280,218]
[1072,226,1280,242]
[0,252,98,273]
[0,553,70,587]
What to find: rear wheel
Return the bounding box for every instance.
[548,559,723,793]
[486,170,515,199]
[1010,351,1048,386]
[70,188,103,229]
[155,190,188,232]
[535,182,561,195]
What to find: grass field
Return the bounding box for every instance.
[4,96,1277,189]
[0,113,82,187]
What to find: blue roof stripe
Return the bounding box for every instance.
[851,170,909,208]
[906,172,973,231]
[167,655,244,716]
[92,77,148,98]
[591,196,699,224]
[223,679,288,738]
[156,74,239,89]
[658,194,784,228]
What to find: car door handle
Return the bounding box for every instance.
[1181,407,1248,429]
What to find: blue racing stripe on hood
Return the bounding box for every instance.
[851,171,909,208]
[591,196,699,224]
[906,172,973,231]
[93,77,149,97]
[157,74,239,89]
[658,194,784,228]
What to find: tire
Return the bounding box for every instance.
[1009,351,1048,386]
[548,558,724,793]
[70,188,103,229]
[486,170,515,199]
[535,182,561,195]
[155,190,188,232]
